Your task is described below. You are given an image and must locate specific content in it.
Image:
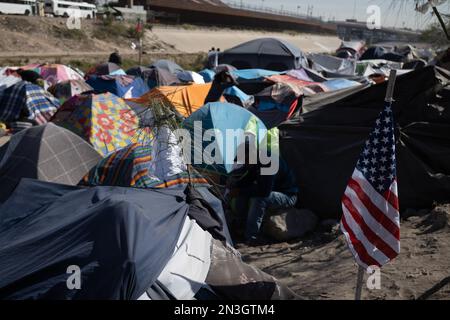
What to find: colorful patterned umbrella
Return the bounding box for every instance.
[48,79,93,104]
[79,143,208,189]
[51,92,146,156]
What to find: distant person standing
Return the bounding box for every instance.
[109,51,122,66]
[208,47,217,69]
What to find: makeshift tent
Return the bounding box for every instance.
[86,75,149,99]
[280,66,450,218]
[47,79,93,104]
[218,38,307,71]
[0,75,21,91]
[223,86,254,108]
[126,66,180,89]
[177,71,206,84]
[247,82,302,129]
[128,83,224,118]
[0,178,190,299]
[149,59,184,75]
[51,92,143,156]
[80,143,209,189]
[360,46,406,63]
[233,69,282,82]
[0,123,101,203]
[308,53,356,77]
[5,64,84,87]
[0,81,60,125]
[266,74,326,95]
[86,62,126,77]
[198,69,216,83]
[183,102,268,174]
[336,41,365,59]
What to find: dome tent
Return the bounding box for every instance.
[218,38,307,71]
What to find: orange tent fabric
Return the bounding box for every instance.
[127,83,224,117]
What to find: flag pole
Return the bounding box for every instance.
[355,266,365,300]
[385,69,397,102]
[354,69,397,301]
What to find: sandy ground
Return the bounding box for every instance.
[152,26,341,53]
[238,206,450,300]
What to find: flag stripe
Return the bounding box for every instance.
[342,205,389,266]
[384,181,399,210]
[345,187,400,253]
[342,194,399,259]
[352,170,400,227]
[347,177,400,239]
[340,214,381,267]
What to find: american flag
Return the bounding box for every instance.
[340,101,400,269]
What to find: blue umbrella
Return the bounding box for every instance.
[183,102,268,174]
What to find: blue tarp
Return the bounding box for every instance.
[0,178,189,300]
[322,79,361,91]
[198,69,216,83]
[86,75,149,98]
[223,86,254,107]
[232,69,282,81]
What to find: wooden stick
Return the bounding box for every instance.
[385,69,397,103]
[431,5,450,41]
[417,276,450,300]
[355,266,365,300]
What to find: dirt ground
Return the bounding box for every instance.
[0,16,339,65]
[238,205,450,300]
[151,25,341,53]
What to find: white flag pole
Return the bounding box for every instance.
[354,69,397,301]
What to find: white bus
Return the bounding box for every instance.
[0,0,36,16]
[44,0,96,19]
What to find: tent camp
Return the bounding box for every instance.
[86,75,149,99]
[183,102,269,174]
[149,59,184,75]
[5,64,84,87]
[247,82,302,129]
[126,66,180,89]
[127,83,224,118]
[47,79,93,104]
[218,38,307,71]
[280,66,450,218]
[80,143,209,189]
[0,123,101,203]
[0,178,191,299]
[0,81,60,125]
[86,62,126,77]
[51,92,143,156]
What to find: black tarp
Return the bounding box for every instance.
[218,38,306,71]
[280,66,450,219]
[0,178,189,300]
